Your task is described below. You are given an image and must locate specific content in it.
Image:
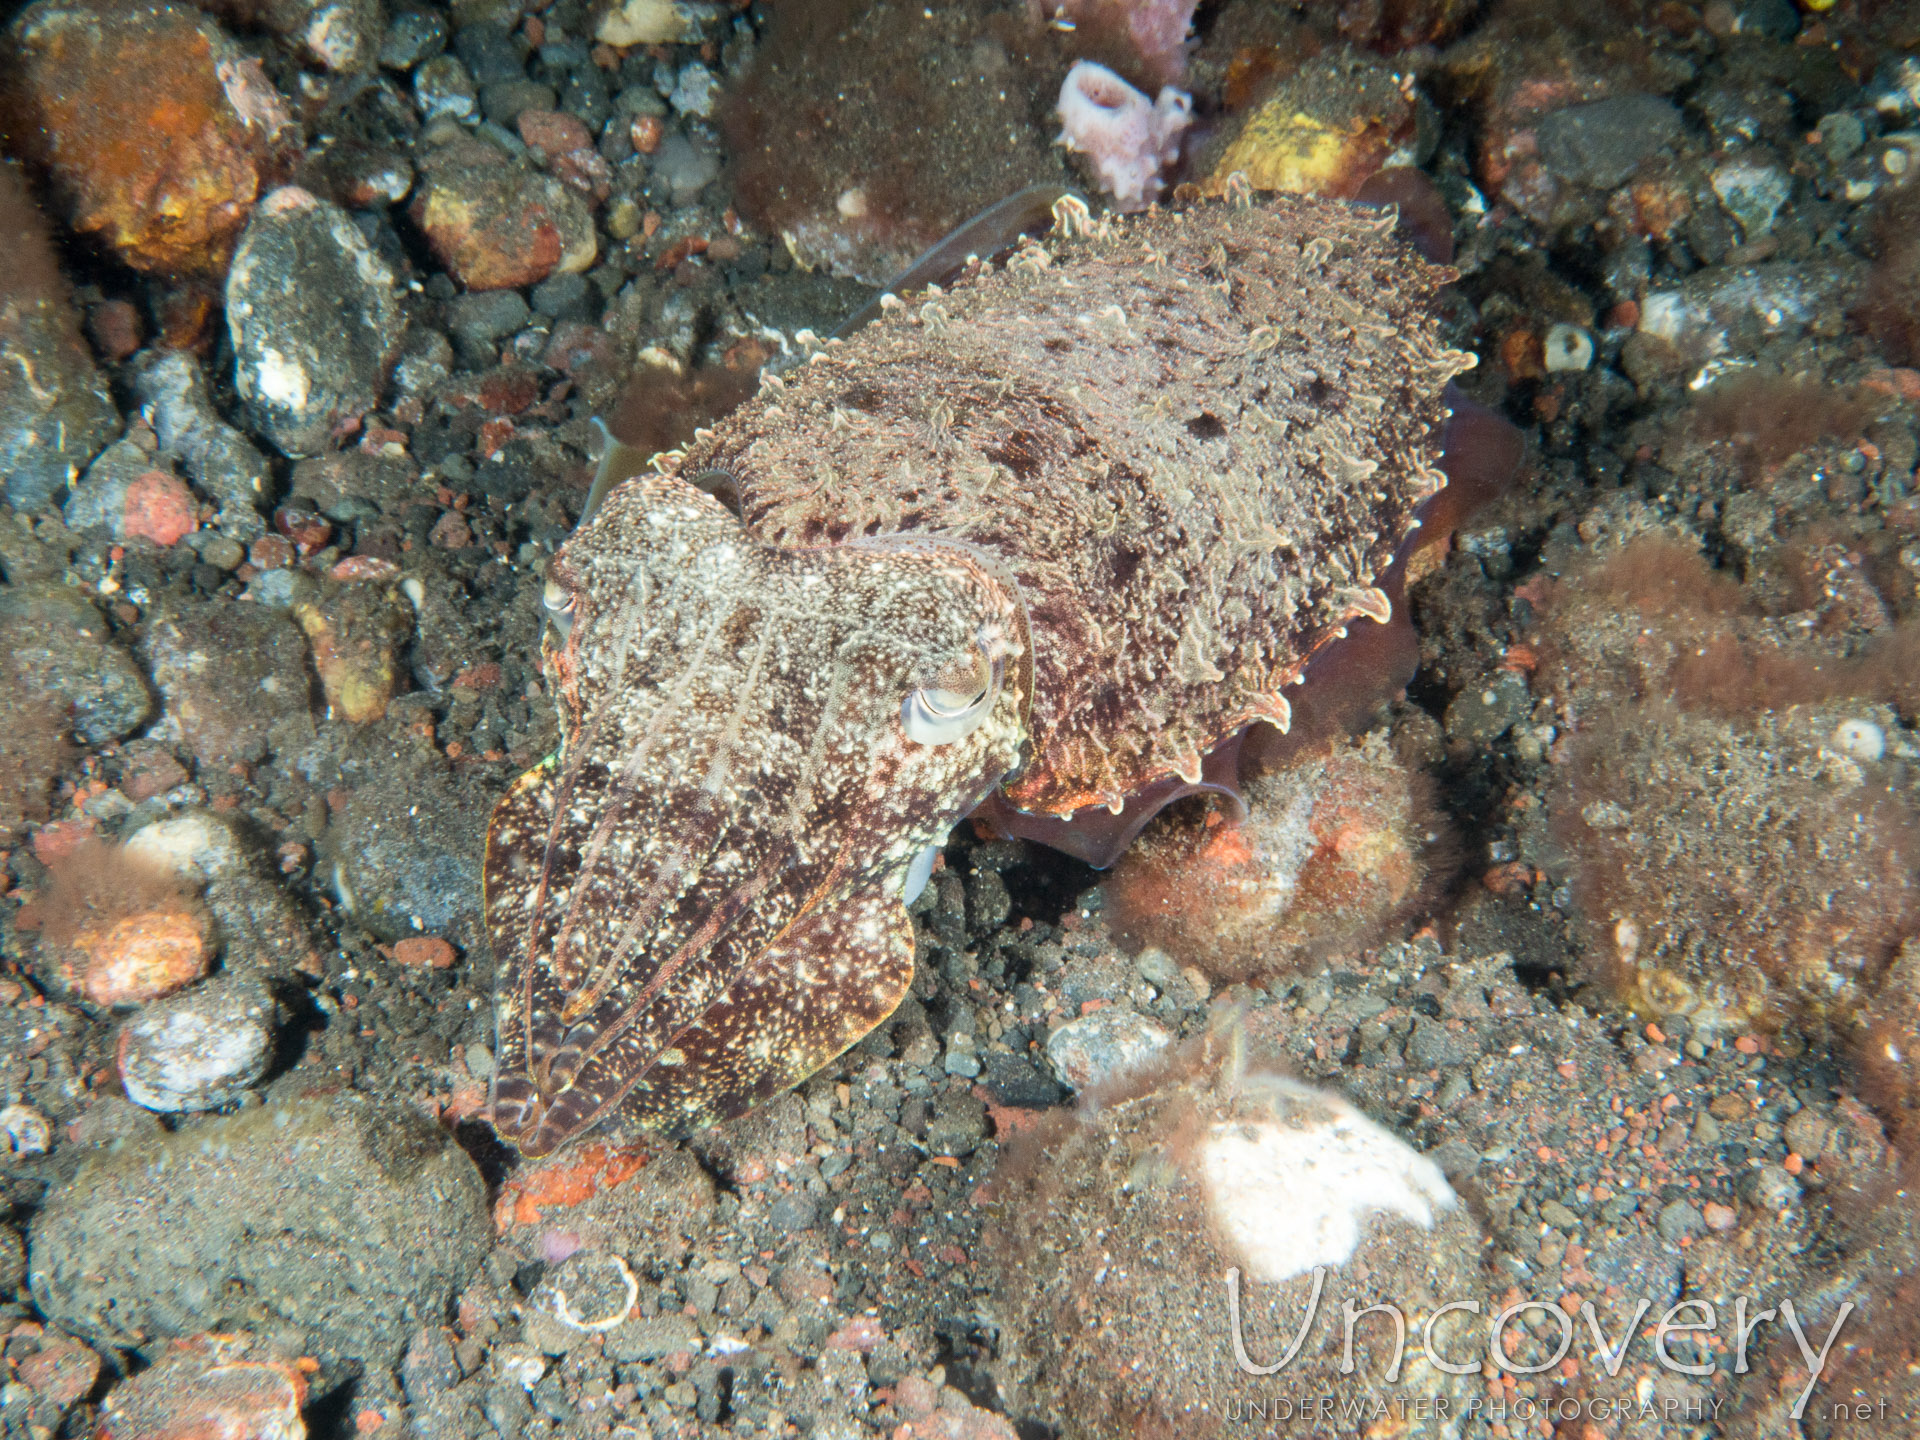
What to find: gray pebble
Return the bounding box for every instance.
[228,188,402,457]
[117,976,276,1113]
[380,8,448,70]
[1656,1199,1706,1243]
[1537,95,1685,192]
[415,54,478,123]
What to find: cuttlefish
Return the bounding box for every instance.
[485,186,1520,1155]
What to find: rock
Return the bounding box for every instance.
[1199,47,1415,201]
[409,128,596,292]
[1536,95,1685,192]
[64,441,202,547]
[205,0,380,71]
[1044,1008,1171,1091]
[228,188,404,457]
[380,8,447,69]
[596,0,711,47]
[293,579,414,724]
[414,53,478,123]
[0,581,153,744]
[117,975,277,1112]
[6,1324,102,1411]
[125,810,318,977]
[95,1333,308,1440]
[0,161,120,512]
[143,598,316,770]
[447,289,532,361]
[2,0,295,277]
[72,904,212,1006]
[1446,668,1532,745]
[326,755,489,945]
[989,1062,1491,1438]
[30,1092,491,1377]
[1656,1198,1706,1243]
[129,351,274,536]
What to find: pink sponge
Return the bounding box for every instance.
[1055,60,1193,211]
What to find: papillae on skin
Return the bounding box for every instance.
[485,192,1476,1155]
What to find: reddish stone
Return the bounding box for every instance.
[123,470,198,547]
[328,555,399,582]
[95,1334,307,1440]
[517,108,593,157]
[390,935,456,969]
[121,745,190,801]
[3,0,295,277]
[409,132,595,292]
[12,1328,101,1406]
[87,299,142,360]
[428,510,472,550]
[248,534,293,569]
[74,906,211,1005]
[478,366,540,416]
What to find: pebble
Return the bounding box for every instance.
[1044,1008,1171,1091]
[410,129,597,291]
[379,7,447,69]
[0,581,153,744]
[1656,1198,1706,1243]
[129,352,273,536]
[448,289,533,361]
[293,580,414,724]
[451,18,524,85]
[211,0,380,71]
[143,599,314,770]
[117,975,276,1112]
[1543,322,1594,373]
[31,1093,491,1377]
[414,53,478,122]
[3,0,294,276]
[596,0,710,46]
[227,188,403,457]
[325,757,488,944]
[650,127,721,205]
[1444,668,1531,746]
[64,442,200,546]
[72,896,212,1008]
[669,61,722,118]
[0,167,119,511]
[94,1333,308,1440]
[1536,94,1685,192]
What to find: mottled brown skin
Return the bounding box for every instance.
[487,193,1472,1154]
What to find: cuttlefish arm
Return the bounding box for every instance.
[487,470,1027,1154]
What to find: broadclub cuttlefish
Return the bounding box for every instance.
[484,180,1522,1156]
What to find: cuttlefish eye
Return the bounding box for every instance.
[542,575,577,636]
[902,641,1001,746]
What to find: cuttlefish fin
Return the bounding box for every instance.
[578,416,654,530]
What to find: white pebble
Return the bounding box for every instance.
[1544,323,1594,372]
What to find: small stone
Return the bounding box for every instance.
[1702,1201,1738,1232]
[668,62,720,118]
[650,128,719,206]
[390,936,457,968]
[87,298,143,360]
[1539,1199,1581,1231]
[1782,1107,1830,1159]
[428,509,473,549]
[228,187,403,457]
[1046,1008,1171,1091]
[1445,669,1531,746]
[0,581,153,744]
[1405,1016,1466,1069]
[0,165,119,511]
[480,78,557,126]
[2,0,296,277]
[596,0,705,46]
[1536,95,1685,192]
[1739,1163,1801,1209]
[117,975,276,1112]
[1710,156,1791,241]
[74,906,212,1007]
[1543,323,1594,373]
[603,1312,700,1363]
[32,1094,491,1375]
[144,599,313,770]
[128,352,274,535]
[530,270,593,321]
[12,1327,102,1407]
[294,581,413,724]
[1655,1199,1705,1243]
[414,54,478,123]
[379,7,447,69]
[94,1333,307,1440]
[198,534,247,570]
[411,130,597,291]
[65,443,199,545]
